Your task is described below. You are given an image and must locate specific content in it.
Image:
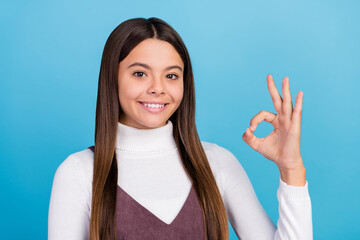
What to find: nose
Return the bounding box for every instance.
[147,76,165,96]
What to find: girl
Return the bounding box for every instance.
[48,17,312,240]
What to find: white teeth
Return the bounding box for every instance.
[143,103,165,108]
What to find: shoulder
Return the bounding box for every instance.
[53,148,94,189]
[200,140,253,199]
[49,148,94,235]
[200,141,245,194]
[200,140,239,166]
[57,148,94,173]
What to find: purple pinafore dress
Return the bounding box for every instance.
[88,146,205,240]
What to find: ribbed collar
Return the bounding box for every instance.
[115,120,177,153]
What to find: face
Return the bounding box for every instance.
[117,38,184,129]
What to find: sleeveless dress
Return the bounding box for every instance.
[88,146,206,240]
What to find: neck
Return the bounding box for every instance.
[115,120,177,153]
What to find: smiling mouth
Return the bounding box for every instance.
[138,102,169,108]
[138,101,169,113]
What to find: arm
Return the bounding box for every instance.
[275,177,312,239]
[217,145,312,240]
[48,154,90,240]
[232,74,312,238]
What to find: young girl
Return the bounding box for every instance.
[48,17,312,240]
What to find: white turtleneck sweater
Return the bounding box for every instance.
[48,120,312,240]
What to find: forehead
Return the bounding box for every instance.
[120,38,184,69]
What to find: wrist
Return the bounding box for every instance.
[279,164,306,186]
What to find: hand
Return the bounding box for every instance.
[242,75,306,186]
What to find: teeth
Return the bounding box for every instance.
[143,103,165,108]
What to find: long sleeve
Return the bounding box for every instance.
[48,154,91,240]
[214,144,313,240]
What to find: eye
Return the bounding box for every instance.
[133,71,147,77]
[167,74,178,80]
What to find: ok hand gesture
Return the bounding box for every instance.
[242,75,306,186]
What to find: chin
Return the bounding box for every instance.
[141,119,168,129]
[127,116,167,129]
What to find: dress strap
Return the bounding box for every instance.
[88,145,95,152]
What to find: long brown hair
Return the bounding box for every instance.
[90,17,229,240]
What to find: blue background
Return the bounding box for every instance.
[1,0,359,239]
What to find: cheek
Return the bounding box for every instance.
[170,82,184,104]
[118,81,141,105]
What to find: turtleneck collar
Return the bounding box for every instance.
[115,120,177,153]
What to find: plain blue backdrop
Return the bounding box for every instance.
[1,0,359,239]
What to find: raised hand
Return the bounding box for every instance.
[242,74,306,186]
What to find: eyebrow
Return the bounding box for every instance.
[127,62,183,73]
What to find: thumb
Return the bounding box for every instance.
[242,128,260,151]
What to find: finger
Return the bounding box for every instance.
[267,74,282,114]
[292,91,303,132]
[242,128,262,152]
[249,110,277,131]
[282,76,293,120]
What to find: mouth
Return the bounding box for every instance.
[138,101,169,113]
